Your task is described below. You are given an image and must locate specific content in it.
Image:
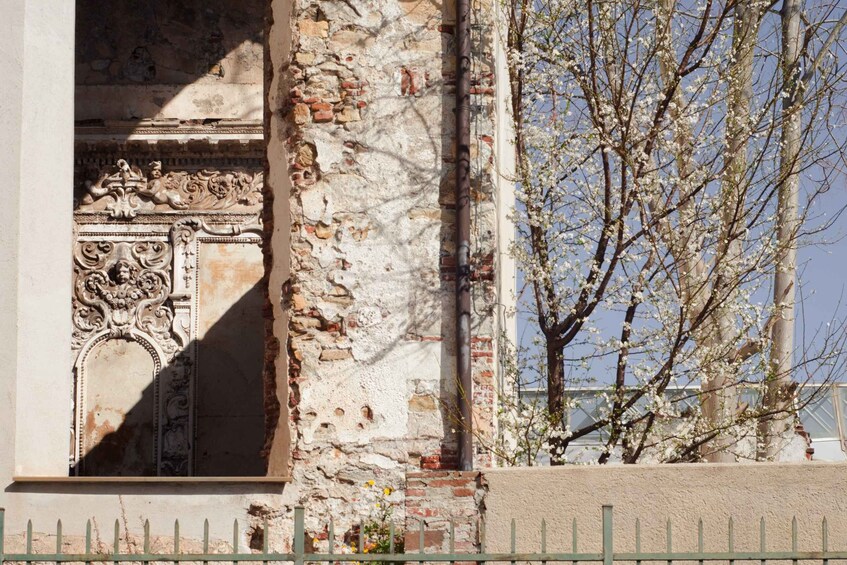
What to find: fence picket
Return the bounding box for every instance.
[823,517,829,565]
[602,506,613,565]
[294,507,305,565]
[666,518,672,565]
[791,517,797,565]
[112,519,119,560]
[635,518,641,565]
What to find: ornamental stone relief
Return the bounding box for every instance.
[72,240,177,354]
[72,237,263,475]
[72,149,265,476]
[76,159,263,218]
[70,0,266,476]
[71,238,191,476]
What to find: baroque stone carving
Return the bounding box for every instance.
[72,237,193,476]
[72,210,263,476]
[83,159,147,219]
[159,352,192,476]
[78,160,263,218]
[72,240,177,354]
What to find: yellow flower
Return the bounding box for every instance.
[366,480,375,487]
[363,548,369,554]
[383,487,392,495]
[375,502,381,508]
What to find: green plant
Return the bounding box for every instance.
[348,481,404,554]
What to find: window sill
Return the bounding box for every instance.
[12,476,291,483]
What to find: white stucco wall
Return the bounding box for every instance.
[0,0,26,498]
[0,1,291,544]
[12,0,76,478]
[0,0,76,481]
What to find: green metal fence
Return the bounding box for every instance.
[1,506,845,564]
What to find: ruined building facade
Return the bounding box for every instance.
[0,0,513,545]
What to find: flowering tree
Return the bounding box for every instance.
[500,0,847,464]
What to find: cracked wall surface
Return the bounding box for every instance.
[0,0,508,549]
[266,0,505,539]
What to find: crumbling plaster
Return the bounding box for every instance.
[265,0,504,533]
[1,0,509,549]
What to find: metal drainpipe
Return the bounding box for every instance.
[455,0,473,471]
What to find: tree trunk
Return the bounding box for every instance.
[701,0,761,462]
[546,341,566,464]
[762,0,804,459]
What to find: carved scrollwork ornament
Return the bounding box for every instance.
[78,160,263,218]
[72,241,178,355]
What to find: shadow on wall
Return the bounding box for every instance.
[75,0,265,122]
[72,281,266,477]
[71,0,268,477]
[280,0,496,475]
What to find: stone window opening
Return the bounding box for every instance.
[71,0,277,478]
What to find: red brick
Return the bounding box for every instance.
[420,454,443,469]
[420,335,443,342]
[453,487,475,497]
[408,470,454,478]
[406,507,440,517]
[401,67,426,96]
[429,478,474,487]
[404,530,444,551]
[313,110,334,122]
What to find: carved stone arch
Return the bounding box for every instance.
[72,329,166,476]
[69,0,272,478]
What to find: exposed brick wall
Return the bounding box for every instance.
[264,0,505,538]
[404,471,485,553]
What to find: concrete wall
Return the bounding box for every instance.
[483,463,847,553]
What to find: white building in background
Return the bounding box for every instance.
[519,386,839,464]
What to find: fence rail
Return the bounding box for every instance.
[1,506,842,564]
